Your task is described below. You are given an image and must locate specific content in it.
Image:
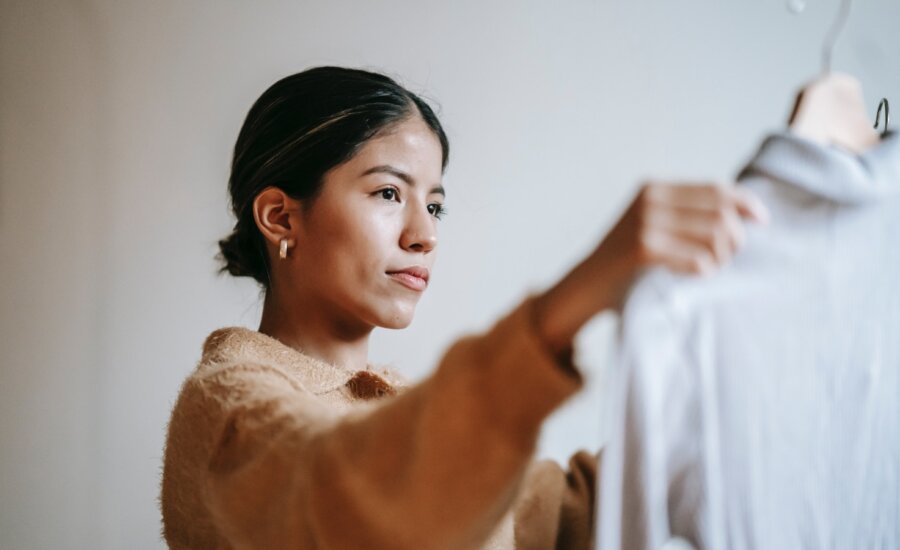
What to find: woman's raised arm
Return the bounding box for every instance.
[534,181,768,354]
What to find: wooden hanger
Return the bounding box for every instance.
[789,73,881,153]
[787,0,881,153]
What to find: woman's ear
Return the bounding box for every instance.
[252,186,301,253]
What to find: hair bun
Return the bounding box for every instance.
[216,227,267,284]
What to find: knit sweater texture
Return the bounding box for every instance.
[160,296,598,549]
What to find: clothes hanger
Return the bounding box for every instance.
[787,0,883,153]
[874,98,890,136]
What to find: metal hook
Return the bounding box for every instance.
[874,98,890,136]
[821,0,853,74]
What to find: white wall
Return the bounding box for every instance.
[2,0,898,547]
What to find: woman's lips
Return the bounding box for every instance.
[387,272,428,291]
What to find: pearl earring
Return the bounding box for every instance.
[279,238,289,259]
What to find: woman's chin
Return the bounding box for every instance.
[374,303,417,329]
[380,313,415,330]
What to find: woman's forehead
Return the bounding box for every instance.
[347,120,444,182]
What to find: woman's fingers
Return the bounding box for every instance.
[731,187,770,224]
[646,206,746,266]
[644,182,770,223]
[636,181,769,274]
[640,229,717,275]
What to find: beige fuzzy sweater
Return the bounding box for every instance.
[160,296,598,549]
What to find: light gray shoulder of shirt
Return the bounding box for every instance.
[621,200,784,338]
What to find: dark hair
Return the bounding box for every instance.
[216,66,449,288]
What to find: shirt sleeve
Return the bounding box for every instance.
[195,295,584,549]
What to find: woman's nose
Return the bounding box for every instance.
[400,204,437,253]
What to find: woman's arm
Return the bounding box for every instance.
[534,181,768,354]
[188,182,765,549]
[195,296,582,549]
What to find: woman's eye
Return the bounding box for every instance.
[428,203,447,220]
[379,188,398,201]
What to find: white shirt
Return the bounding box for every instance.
[597,131,900,550]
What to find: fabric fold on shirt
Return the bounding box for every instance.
[738,130,900,204]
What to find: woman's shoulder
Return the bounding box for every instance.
[191,326,407,403]
[198,326,297,374]
[163,328,343,454]
[163,327,310,422]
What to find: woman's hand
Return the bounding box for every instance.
[597,181,770,278]
[533,181,769,354]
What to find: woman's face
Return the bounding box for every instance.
[291,115,445,331]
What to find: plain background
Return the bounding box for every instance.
[2,0,898,547]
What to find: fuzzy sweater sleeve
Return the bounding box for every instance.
[513,449,601,550]
[194,296,584,549]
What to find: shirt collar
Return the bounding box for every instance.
[738,130,900,204]
[199,326,375,395]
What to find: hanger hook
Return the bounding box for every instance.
[874,98,890,136]
[822,0,853,74]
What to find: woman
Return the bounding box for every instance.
[160,67,767,549]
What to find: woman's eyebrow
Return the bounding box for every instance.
[362,164,445,197]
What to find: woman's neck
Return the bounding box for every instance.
[258,290,372,373]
